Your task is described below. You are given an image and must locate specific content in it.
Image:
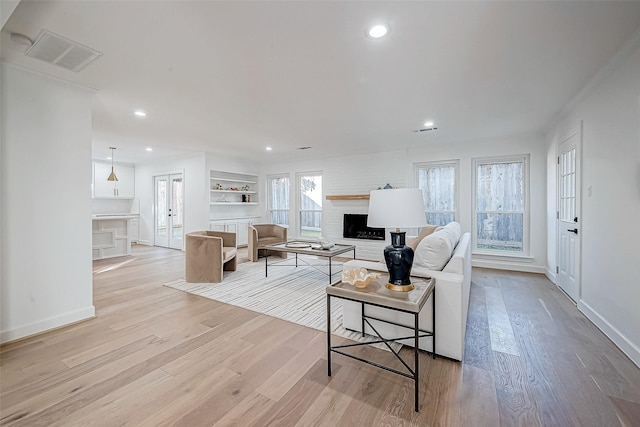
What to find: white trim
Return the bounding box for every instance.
[413,159,460,224]
[472,154,530,256]
[471,259,546,274]
[579,301,640,369]
[0,306,96,344]
[545,268,557,284]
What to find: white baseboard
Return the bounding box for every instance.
[0,305,96,344]
[471,259,546,274]
[545,268,557,284]
[137,240,152,246]
[579,300,640,368]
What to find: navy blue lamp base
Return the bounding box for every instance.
[383,231,415,291]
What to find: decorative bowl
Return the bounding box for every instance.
[342,268,382,289]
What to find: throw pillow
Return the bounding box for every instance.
[413,229,453,271]
[407,224,439,252]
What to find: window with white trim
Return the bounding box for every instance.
[473,155,529,254]
[415,161,458,226]
[297,172,322,238]
[267,175,290,227]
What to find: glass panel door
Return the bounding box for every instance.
[154,173,184,250]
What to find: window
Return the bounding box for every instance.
[267,175,290,226]
[297,173,322,238]
[415,161,458,226]
[473,155,529,254]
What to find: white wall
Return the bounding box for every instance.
[546,38,640,366]
[1,64,95,342]
[134,153,208,246]
[261,135,548,269]
[409,133,548,272]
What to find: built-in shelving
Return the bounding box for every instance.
[210,170,259,206]
[326,194,370,200]
[210,202,259,206]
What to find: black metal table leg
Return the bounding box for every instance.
[265,249,268,277]
[414,311,419,412]
[327,294,332,376]
[328,256,332,284]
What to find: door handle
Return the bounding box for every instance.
[567,228,578,234]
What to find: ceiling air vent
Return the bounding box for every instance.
[413,127,438,133]
[297,146,313,150]
[25,30,102,72]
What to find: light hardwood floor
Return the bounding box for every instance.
[1,245,639,426]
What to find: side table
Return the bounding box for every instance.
[326,276,435,412]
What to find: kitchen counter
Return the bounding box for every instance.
[92,213,139,220]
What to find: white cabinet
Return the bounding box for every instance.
[129,217,139,243]
[93,162,135,199]
[209,218,256,247]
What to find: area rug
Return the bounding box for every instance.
[164,258,400,351]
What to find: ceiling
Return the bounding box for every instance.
[2,1,640,164]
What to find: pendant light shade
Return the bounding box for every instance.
[107,147,118,181]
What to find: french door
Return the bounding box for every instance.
[154,173,184,250]
[557,129,581,302]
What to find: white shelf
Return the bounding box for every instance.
[210,190,257,194]
[210,177,256,184]
[210,202,259,206]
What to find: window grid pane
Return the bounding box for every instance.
[268,176,290,226]
[299,174,322,237]
[475,159,525,253]
[417,163,456,226]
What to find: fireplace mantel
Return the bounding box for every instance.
[325,194,370,200]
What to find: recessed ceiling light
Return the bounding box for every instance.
[424,121,434,127]
[107,156,112,160]
[145,147,153,152]
[134,110,147,117]
[368,24,389,38]
[266,146,272,151]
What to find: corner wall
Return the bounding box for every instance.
[546,37,640,366]
[1,64,95,342]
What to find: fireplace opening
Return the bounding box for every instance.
[343,214,385,240]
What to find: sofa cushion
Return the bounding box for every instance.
[413,229,454,271]
[407,224,439,252]
[222,247,237,262]
[435,222,461,250]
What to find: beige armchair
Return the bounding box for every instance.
[248,224,288,262]
[185,231,237,283]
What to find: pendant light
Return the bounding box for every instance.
[107,147,118,181]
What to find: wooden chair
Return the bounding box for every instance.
[185,231,237,283]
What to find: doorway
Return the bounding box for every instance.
[556,127,581,302]
[154,173,184,250]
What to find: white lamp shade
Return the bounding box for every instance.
[367,188,427,229]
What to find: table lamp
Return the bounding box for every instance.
[367,188,427,291]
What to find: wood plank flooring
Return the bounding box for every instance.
[1,245,639,426]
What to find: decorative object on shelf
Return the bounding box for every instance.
[367,188,427,292]
[107,147,118,182]
[241,184,250,191]
[376,183,394,190]
[217,194,227,202]
[214,183,223,190]
[342,267,382,289]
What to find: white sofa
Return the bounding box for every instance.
[342,229,471,361]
